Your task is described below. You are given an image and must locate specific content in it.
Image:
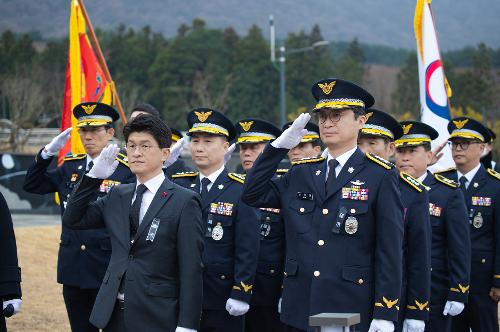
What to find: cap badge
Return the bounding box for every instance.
[453,119,469,129]
[239,121,253,132]
[82,104,97,115]
[195,111,212,123]
[318,81,336,95]
[402,124,413,135]
[365,112,373,121]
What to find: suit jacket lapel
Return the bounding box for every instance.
[325,148,366,201]
[119,183,136,247]
[134,179,175,241]
[309,159,327,202]
[202,169,231,210]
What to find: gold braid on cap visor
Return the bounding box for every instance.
[313,98,365,111]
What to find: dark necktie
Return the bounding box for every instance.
[85,161,94,174]
[326,159,339,194]
[459,176,468,195]
[200,178,211,200]
[130,184,148,237]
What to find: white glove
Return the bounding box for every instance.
[271,113,311,149]
[87,144,120,179]
[278,297,282,313]
[402,319,425,332]
[225,298,249,316]
[42,127,73,158]
[164,137,186,167]
[368,319,394,332]
[442,301,464,316]
[175,327,196,332]
[224,143,236,165]
[321,147,329,158]
[3,298,22,317]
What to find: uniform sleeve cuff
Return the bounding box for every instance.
[230,282,252,303]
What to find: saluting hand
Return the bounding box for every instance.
[164,137,186,168]
[42,127,73,158]
[271,113,311,149]
[224,143,236,165]
[428,140,447,166]
[87,144,120,179]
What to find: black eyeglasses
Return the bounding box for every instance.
[317,110,347,124]
[448,140,481,150]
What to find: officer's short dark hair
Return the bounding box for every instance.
[123,114,171,148]
[422,142,432,151]
[311,139,322,148]
[131,102,160,118]
[352,107,366,119]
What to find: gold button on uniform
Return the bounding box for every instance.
[266,216,270,221]
[80,245,86,251]
[322,209,328,215]
[220,275,226,280]
[350,208,356,214]
[299,207,305,213]
[313,271,320,277]
[482,259,486,263]
[270,269,275,274]
[358,279,364,285]
[318,240,325,246]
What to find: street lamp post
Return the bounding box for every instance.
[269,15,330,126]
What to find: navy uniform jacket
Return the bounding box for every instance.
[398,173,431,322]
[172,168,260,309]
[242,145,404,332]
[23,149,135,288]
[0,192,21,300]
[250,169,287,307]
[422,171,471,309]
[437,166,499,294]
[164,158,194,180]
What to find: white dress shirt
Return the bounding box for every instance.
[418,172,428,183]
[457,163,481,189]
[325,145,358,181]
[199,164,225,192]
[132,171,166,224]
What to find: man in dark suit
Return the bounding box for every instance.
[234,118,286,332]
[437,117,499,332]
[172,109,260,332]
[23,102,134,332]
[0,192,22,332]
[62,115,203,332]
[358,111,431,332]
[394,121,470,332]
[242,79,404,332]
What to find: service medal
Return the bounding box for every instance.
[473,213,483,229]
[345,216,358,234]
[212,222,224,240]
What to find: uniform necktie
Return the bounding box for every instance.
[85,161,94,174]
[130,184,148,236]
[326,159,339,194]
[459,176,468,195]
[200,178,211,199]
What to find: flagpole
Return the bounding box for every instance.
[77,0,127,124]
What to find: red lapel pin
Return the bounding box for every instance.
[161,191,167,198]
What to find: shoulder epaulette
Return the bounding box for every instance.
[291,156,325,166]
[171,171,199,178]
[228,173,245,184]
[487,168,500,181]
[434,173,459,188]
[116,152,129,167]
[63,153,86,161]
[366,153,394,170]
[434,167,456,174]
[276,169,289,173]
[400,172,425,192]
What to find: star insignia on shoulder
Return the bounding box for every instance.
[348,167,354,173]
[315,170,321,176]
[218,184,224,190]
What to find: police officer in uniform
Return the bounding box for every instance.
[436,117,499,332]
[234,118,286,332]
[358,110,431,332]
[172,109,260,332]
[242,79,404,332]
[393,121,470,331]
[283,121,322,163]
[481,128,498,172]
[23,102,135,332]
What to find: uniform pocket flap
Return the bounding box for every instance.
[257,261,283,276]
[147,283,179,298]
[284,260,298,277]
[261,212,281,223]
[205,264,234,276]
[289,200,315,214]
[341,203,369,215]
[214,215,233,227]
[342,266,372,284]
